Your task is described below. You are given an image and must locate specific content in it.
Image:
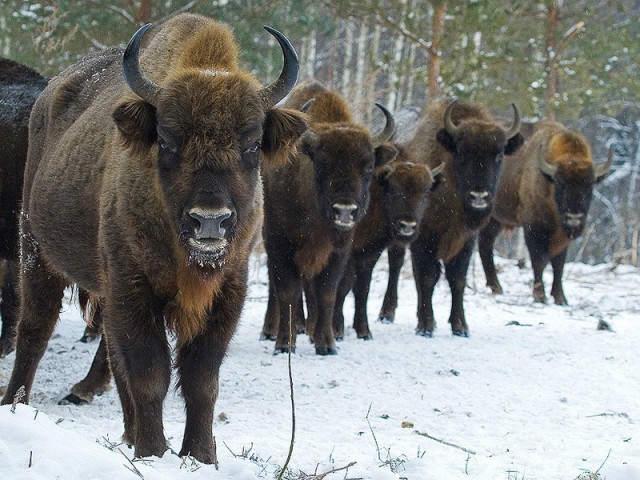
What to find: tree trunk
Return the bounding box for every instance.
[354,21,368,119]
[427,1,446,100]
[544,3,560,121]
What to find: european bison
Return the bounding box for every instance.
[0,58,47,356]
[1,13,307,464]
[333,146,444,340]
[383,98,523,337]
[479,121,612,304]
[260,81,396,355]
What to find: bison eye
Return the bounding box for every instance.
[241,141,261,169]
[158,139,180,169]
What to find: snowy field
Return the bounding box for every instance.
[1,252,638,480]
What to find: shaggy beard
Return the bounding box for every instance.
[187,246,228,269]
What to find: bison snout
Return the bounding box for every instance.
[468,190,490,210]
[397,220,417,237]
[332,203,358,229]
[564,212,584,228]
[189,207,233,240]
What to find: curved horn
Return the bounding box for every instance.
[123,23,161,106]
[430,162,446,178]
[595,146,614,179]
[503,103,522,139]
[372,102,395,147]
[537,144,558,178]
[260,26,299,107]
[443,99,460,136]
[300,98,316,113]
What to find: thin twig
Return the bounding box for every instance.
[413,430,476,455]
[277,304,296,480]
[595,449,612,474]
[365,404,383,463]
[118,447,144,479]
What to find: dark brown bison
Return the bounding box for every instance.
[259,81,396,355]
[0,13,307,464]
[382,98,523,337]
[0,58,48,356]
[479,121,612,304]
[332,146,444,340]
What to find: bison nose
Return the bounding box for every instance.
[565,212,584,228]
[469,190,490,210]
[189,208,233,240]
[398,220,417,237]
[332,203,358,229]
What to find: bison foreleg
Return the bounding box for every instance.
[550,248,568,305]
[260,259,280,341]
[333,257,355,341]
[524,227,551,303]
[378,244,406,323]
[310,250,349,355]
[444,238,475,337]
[410,239,440,337]
[104,296,171,460]
[478,217,504,294]
[351,250,382,340]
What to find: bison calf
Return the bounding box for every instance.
[479,121,612,304]
[1,14,307,464]
[333,146,444,340]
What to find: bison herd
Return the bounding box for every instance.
[0,14,613,464]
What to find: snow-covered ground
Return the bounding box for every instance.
[1,252,638,480]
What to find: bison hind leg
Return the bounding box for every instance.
[315,346,337,355]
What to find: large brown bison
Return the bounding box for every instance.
[0,13,307,464]
[0,58,48,356]
[259,81,396,355]
[382,98,523,337]
[479,121,612,304]
[332,146,444,340]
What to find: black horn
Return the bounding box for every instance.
[372,102,395,147]
[443,99,460,136]
[504,103,521,139]
[123,23,161,106]
[300,98,316,113]
[260,26,299,107]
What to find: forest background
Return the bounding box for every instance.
[1,0,639,265]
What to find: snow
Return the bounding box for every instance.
[1,252,639,480]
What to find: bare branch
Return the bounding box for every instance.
[413,430,477,455]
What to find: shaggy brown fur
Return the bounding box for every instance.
[260,81,397,355]
[0,59,48,356]
[1,14,307,465]
[479,121,610,304]
[333,144,442,340]
[384,97,523,337]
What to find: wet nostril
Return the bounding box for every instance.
[189,208,232,239]
[333,203,358,219]
[470,191,489,199]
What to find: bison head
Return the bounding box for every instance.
[375,151,444,244]
[437,100,523,229]
[112,23,307,272]
[537,144,613,239]
[300,103,397,232]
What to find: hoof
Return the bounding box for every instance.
[259,334,277,341]
[273,345,295,355]
[296,327,307,335]
[488,284,503,295]
[452,329,469,338]
[79,334,99,343]
[334,335,344,342]
[357,334,373,340]
[415,329,433,337]
[315,347,338,356]
[377,315,394,324]
[58,393,89,405]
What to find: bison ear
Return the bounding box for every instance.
[262,108,309,167]
[374,143,398,167]
[375,163,396,184]
[112,98,157,151]
[505,133,524,156]
[436,129,456,153]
